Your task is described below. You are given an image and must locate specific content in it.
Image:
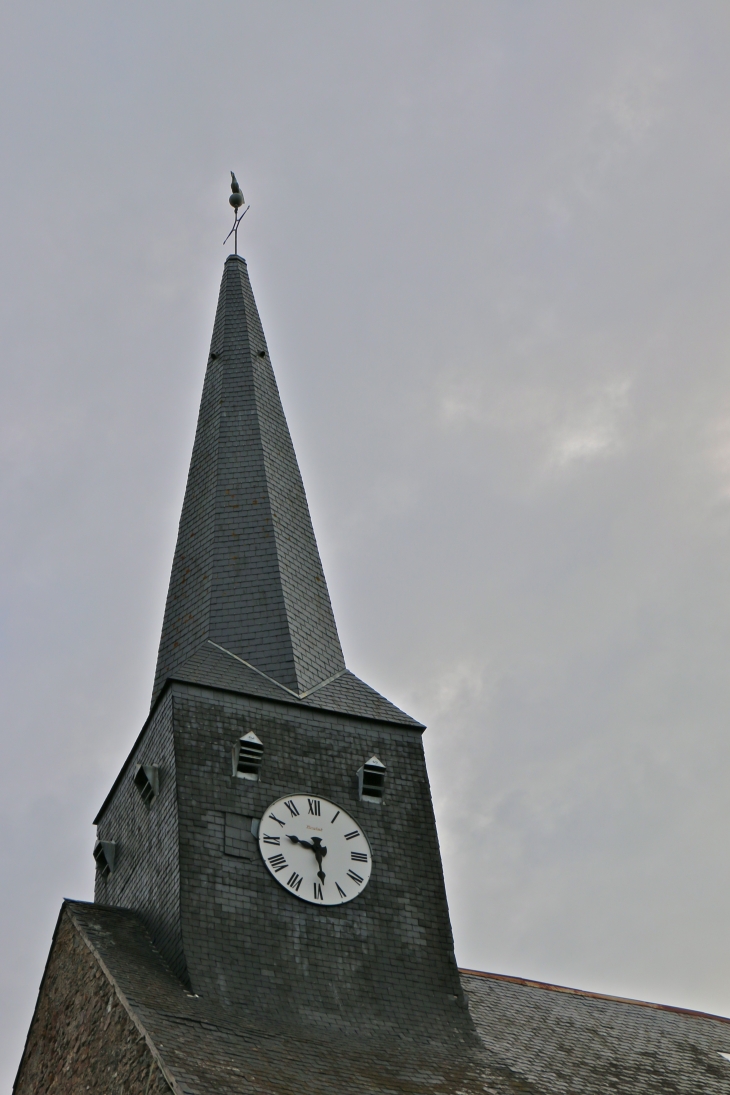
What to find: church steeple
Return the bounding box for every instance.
[153,255,345,703]
[88,237,472,1069]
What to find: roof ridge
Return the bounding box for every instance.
[207,639,347,699]
[459,967,730,1025]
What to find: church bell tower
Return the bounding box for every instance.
[14,189,495,1094]
[93,250,474,1044]
[15,177,730,1095]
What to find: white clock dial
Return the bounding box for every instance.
[259,794,372,905]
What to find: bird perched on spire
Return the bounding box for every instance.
[224,172,250,255]
[229,171,244,210]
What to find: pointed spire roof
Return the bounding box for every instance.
[152,256,421,728]
[153,254,344,701]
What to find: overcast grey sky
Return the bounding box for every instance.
[3,0,730,1084]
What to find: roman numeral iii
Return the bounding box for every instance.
[351,851,367,862]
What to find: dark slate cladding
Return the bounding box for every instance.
[462,970,730,1093]
[20,254,730,1094]
[22,903,730,1095]
[96,681,471,1043]
[153,255,345,705]
[169,639,424,727]
[47,903,496,1095]
[94,689,188,986]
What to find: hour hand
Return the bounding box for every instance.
[287,835,314,850]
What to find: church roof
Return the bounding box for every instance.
[23,901,730,1095]
[152,253,422,729]
[153,255,346,706]
[462,969,730,1092]
[169,639,423,725]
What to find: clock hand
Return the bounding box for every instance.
[287,835,328,882]
[287,835,314,850]
[311,836,327,883]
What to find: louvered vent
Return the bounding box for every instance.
[233,731,264,781]
[133,763,160,806]
[93,840,116,880]
[358,755,386,802]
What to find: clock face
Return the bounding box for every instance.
[259,794,372,905]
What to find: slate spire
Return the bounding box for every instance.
[152,255,345,703]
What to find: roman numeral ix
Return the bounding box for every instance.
[262,834,280,845]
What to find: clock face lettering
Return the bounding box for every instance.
[259,794,372,905]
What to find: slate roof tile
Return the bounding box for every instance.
[58,902,730,1095]
[169,640,424,727]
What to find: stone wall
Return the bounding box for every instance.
[14,911,171,1095]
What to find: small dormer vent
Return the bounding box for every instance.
[133,764,160,806]
[233,731,264,780]
[93,840,116,880]
[358,756,386,802]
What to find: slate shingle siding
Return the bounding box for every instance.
[153,256,344,703]
[462,970,730,1094]
[96,680,473,1043]
[17,248,730,1094]
[19,905,730,1095]
[93,251,471,1058]
[95,689,188,984]
[170,640,424,727]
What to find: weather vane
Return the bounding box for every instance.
[223,172,250,255]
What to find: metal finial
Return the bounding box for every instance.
[224,171,250,255]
